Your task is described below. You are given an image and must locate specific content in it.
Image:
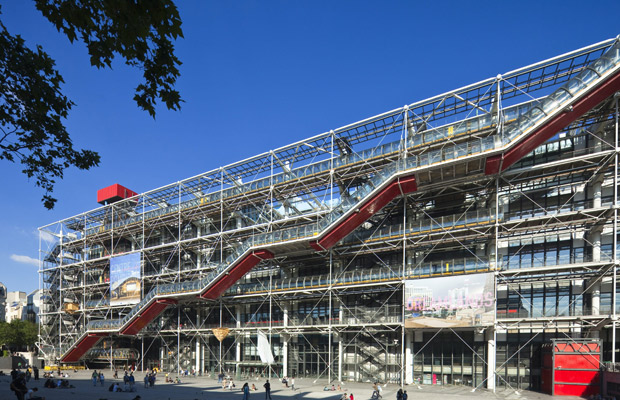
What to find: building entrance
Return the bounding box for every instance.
[412,330,486,388]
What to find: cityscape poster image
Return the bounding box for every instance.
[110,253,142,306]
[404,273,494,328]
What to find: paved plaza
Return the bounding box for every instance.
[0,370,582,400]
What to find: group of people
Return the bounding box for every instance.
[90,370,105,386]
[9,370,46,400]
[281,376,295,390]
[236,379,273,400]
[396,388,409,400]
[122,370,137,391]
[143,371,157,388]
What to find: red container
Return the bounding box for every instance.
[97,184,138,205]
[540,339,601,396]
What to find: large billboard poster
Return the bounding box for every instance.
[110,253,142,306]
[404,273,494,328]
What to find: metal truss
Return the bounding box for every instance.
[38,36,620,390]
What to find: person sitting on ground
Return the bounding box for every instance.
[228,379,235,390]
[251,383,257,391]
[60,379,72,388]
[113,382,122,392]
[341,393,348,400]
[26,387,45,400]
[175,376,181,384]
[43,379,54,388]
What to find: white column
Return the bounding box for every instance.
[195,338,200,375]
[338,338,343,382]
[592,230,601,318]
[486,330,496,390]
[283,338,289,378]
[593,179,603,208]
[405,331,413,384]
[283,303,289,377]
[160,346,165,371]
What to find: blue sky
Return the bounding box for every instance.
[1,0,620,295]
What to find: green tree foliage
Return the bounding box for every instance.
[0,320,38,350]
[0,1,183,209]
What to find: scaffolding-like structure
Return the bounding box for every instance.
[39,36,620,390]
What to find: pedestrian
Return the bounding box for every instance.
[263,379,272,400]
[144,373,149,388]
[99,371,105,386]
[242,382,250,400]
[402,390,408,400]
[32,366,39,381]
[350,393,354,400]
[397,388,403,400]
[291,376,295,391]
[91,370,98,386]
[113,368,118,379]
[10,372,28,400]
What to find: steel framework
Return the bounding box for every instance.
[38,36,620,390]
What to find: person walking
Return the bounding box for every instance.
[402,390,408,400]
[242,382,250,400]
[32,366,39,381]
[91,370,98,386]
[291,376,295,391]
[10,372,28,400]
[99,372,105,386]
[397,388,404,400]
[263,379,272,400]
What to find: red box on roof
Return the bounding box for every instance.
[97,184,138,205]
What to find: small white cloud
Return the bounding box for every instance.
[38,230,57,244]
[10,254,39,267]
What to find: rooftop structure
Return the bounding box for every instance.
[39,36,620,391]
